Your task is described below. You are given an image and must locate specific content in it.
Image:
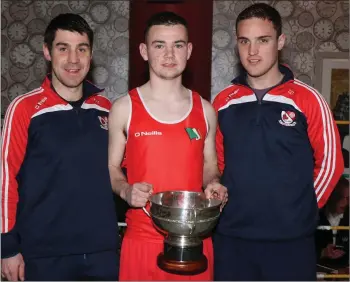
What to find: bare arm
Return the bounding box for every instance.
[108,95,130,199]
[201,99,228,209]
[108,95,152,207]
[202,99,221,187]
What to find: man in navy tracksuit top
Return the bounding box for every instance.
[212,3,344,281]
[1,14,119,281]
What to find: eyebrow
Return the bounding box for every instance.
[55,42,90,48]
[237,36,272,40]
[151,40,187,44]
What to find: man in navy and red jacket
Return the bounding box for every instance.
[1,14,119,281]
[212,3,344,281]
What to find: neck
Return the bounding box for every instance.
[247,63,284,90]
[143,73,185,100]
[51,75,83,102]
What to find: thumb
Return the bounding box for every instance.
[19,262,25,281]
[204,186,213,199]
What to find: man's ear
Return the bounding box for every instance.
[43,44,52,61]
[139,43,148,61]
[187,42,193,60]
[277,33,286,51]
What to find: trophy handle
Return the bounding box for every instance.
[143,200,152,217]
[189,209,197,235]
[143,207,151,217]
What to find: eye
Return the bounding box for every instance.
[175,44,184,48]
[239,39,248,45]
[79,48,87,53]
[259,38,269,43]
[59,47,67,52]
[155,44,164,49]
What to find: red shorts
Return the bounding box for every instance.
[119,235,213,281]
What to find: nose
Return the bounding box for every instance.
[68,50,79,63]
[164,46,175,58]
[248,42,258,56]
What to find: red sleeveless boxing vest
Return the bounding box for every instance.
[124,87,208,241]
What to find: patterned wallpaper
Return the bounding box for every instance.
[1,0,130,118]
[211,0,349,100]
[1,0,349,117]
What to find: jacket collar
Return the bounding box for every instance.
[42,75,103,100]
[231,64,294,88]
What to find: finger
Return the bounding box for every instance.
[9,267,19,281]
[136,190,153,200]
[136,184,153,192]
[135,199,149,207]
[213,185,226,198]
[142,185,153,195]
[2,271,9,280]
[204,187,213,199]
[131,197,148,207]
[19,262,25,281]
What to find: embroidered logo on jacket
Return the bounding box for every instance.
[35,97,47,109]
[98,116,108,130]
[185,127,201,140]
[225,89,240,101]
[279,111,296,127]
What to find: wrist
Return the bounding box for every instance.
[120,183,131,201]
[208,177,220,185]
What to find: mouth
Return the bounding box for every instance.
[162,63,177,68]
[65,68,81,74]
[247,59,261,65]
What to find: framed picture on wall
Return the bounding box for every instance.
[314,52,349,178]
[315,52,349,109]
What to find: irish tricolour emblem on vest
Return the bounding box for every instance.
[279,111,296,127]
[185,128,201,140]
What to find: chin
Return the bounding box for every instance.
[246,70,267,78]
[63,80,84,88]
[159,72,182,80]
[245,64,272,78]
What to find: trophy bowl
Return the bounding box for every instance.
[147,191,221,275]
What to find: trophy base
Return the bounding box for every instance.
[157,242,208,275]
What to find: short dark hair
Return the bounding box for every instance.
[44,13,93,52]
[144,11,188,41]
[236,3,282,37]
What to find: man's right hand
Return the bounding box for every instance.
[123,182,153,207]
[1,253,25,281]
[321,244,345,259]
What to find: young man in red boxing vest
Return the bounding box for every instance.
[108,11,227,281]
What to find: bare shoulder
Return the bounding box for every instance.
[111,94,130,114]
[201,98,216,120]
[109,94,131,126]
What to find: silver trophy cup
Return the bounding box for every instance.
[143,191,221,275]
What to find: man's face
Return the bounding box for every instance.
[236,18,285,78]
[43,29,92,89]
[139,24,192,80]
[336,186,349,214]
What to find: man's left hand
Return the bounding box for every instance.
[204,181,228,211]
